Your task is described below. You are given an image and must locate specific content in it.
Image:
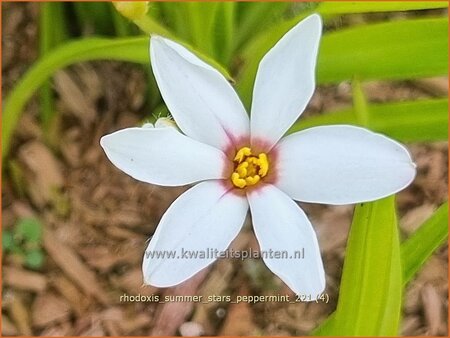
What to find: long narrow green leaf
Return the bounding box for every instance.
[402,202,448,282]
[239,1,448,62]
[351,77,369,126]
[237,17,448,107]
[318,18,448,83]
[184,2,219,57]
[327,197,402,335]
[314,201,448,335]
[289,98,449,142]
[317,1,448,15]
[214,2,236,66]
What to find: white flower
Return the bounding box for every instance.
[100,14,416,296]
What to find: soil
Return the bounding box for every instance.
[2,3,448,336]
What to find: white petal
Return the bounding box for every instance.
[250,14,322,150]
[248,184,325,297]
[100,127,227,186]
[275,125,416,205]
[150,36,249,150]
[143,180,248,287]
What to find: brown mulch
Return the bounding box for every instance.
[2,3,448,336]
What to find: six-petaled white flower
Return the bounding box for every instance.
[100,14,416,296]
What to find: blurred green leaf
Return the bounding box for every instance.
[238,17,448,107]
[351,77,369,126]
[25,249,45,269]
[316,1,448,14]
[323,197,402,335]
[2,230,14,252]
[289,98,449,142]
[16,218,43,243]
[402,202,448,282]
[157,3,190,40]
[40,3,67,49]
[214,2,236,66]
[74,2,115,35]
[184,2,219,56]
[111,3,134,37]
[234,2,291,49]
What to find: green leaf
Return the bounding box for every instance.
[351,77,369,126]
[73,2,115,36]
[184,2,220,57]
[314,200,448,335]
[402,202,448,283]
[289,98,448,142]
[234,2,291,49]
[316,1,448,15]
[25,249,45,269]
[111,3,134,37]
[40,3,67,50]
[157,3,190,40]
[16,218,43,243]
[318,18,448,83]
[327,197,402,335]
[213,2,236,66]
[237,17,448,107]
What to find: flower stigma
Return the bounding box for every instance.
[231,147,269,189]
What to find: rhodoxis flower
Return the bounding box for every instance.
[100,14,416,296]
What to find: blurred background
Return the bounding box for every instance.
[2,1,448,336]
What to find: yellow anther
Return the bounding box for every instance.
[230,147,269,189]
[245,175,260,186]
[231,172,246,188]
[258,153,269,176]
[236,162,248,177]
[234,147,252,163]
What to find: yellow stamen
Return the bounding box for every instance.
[236,162,248,177]
[231,172,246,188]
[245,175,260,185]
[234,147,252,163]
[230,147,269,189]
[258,153,269,176]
